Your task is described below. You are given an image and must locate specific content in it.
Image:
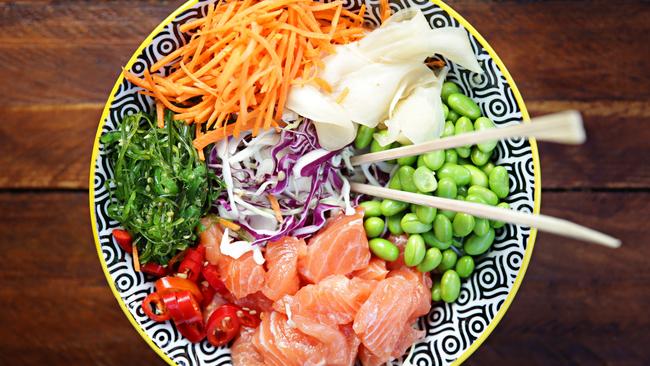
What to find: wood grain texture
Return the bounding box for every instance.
[0,191,646,365]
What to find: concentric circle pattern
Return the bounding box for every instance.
[91,1,536,365]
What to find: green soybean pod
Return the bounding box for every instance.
[437,249,458,272]
[364,217,385,238]
[470,146,491,166]
[431,280,442,302]
[491,202,510,229]
[397,154,418,167]
[401,213,433,234]
[447,110,460,123]
[448,93,482,120]
[404,234,426,267]
[474,117,498,153]
[441,81,463,103]
[445,149,458,164]
[468,185,499,205]
[387,174,402,190]
[422,231,452,249]
[489,166,510,199]
[354,125,375,150]
[413,166,438,193]
[359,200,382,217]
[380,199,409,217]
[452,213,475,237]
[463,165,489,188]
[438,163,471,186]
[442,121,456,137]
[481,162,496,175]
[435,177,457,199]
[369,238,400,261]
[370,130,393,153]
[423,150,445,171]
[441,270,461,303]
[433,214,453,243]
[473,217,490,236]
[464,228,496,256]
[415,205,437,225]
[397,166,418,193]
[416,247,443,273]
[387,214,405,235]
[455,256,475,278]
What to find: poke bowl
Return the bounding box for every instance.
[89,0,540,365]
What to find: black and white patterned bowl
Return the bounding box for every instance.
[89,0,541,365]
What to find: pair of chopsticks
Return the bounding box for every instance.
[350,110,621,248]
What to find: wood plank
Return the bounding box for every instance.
[2,101,647,189]
[0,1,648,104]
[0,191,646,365]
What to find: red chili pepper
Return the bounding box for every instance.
[178,248,205,282]
[112,229,133,253]
[201,265,228,295]
[155,276,203,304]
[199,281,217,308]
[141,263,168,277]
[176,321,205,343]
[235,306,261,328]
[142,292,170,322]
[206,304,241,347]
[160,290,202,325]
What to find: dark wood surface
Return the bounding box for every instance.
[0,1,648,365]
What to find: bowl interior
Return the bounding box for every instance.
[90,1,539,365]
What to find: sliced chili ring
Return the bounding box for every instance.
[155,276,203,304]
[175,291,203,325]
[112,229,133,253]
[178,248,204,282]
[176,321,206,343]
[160,292,185,323]
[142,292,170,322]
[206,304,241,347]
[235,306,261,328]
[201,265,228,295]
[199,281,217,308]
[141,262,168,277]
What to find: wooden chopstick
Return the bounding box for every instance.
[350,183,621,248]
[351,110,585,166]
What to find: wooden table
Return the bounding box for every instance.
[1,1,648,365]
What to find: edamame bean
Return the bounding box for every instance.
[447,110,460,123]
[473,217,490,236]
[452,213,475,237]
[455,256,475,278]
[489,166,510,199]
[442,121,456,137]
[413,166,438,193]
[441,81,462,103]
[370,130,393,153]
[359,201,382,217]
[423,150,445,171]
[448,93,481,120]
[435,177,457,199]
[417,155,426,168]
[481,162,496,175]
[369,238,399,261]
[387,214,405,235]
[463,165,488,187]
[415,205,437,224]
[442,103,449,120]
[437,249,458,272]
[445,149,458,164]
[441,270,461,303]
[468,185,499,205]
[354,125,375,149]
[401,213,433,234]
[454,117,474,158]
[464,228,496,255]
[440,209,456,220]
[404,234,426,267]
[474,117,497,153]
[438,163,471,186]
[422,231,452,249]
[397,155,417,166]
[364,217,385,238]
[433,214,453,243]
[388,174,401,190]
[465,194,486,205]
[491,202,510,229]
[470,147,491,166]
[431,280,442,302]
[397,166,418,193]
[416,247,442,272]
[380,199,409,216]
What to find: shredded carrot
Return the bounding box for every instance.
[156,102,165,128]
[123,0,368,154]
[218,218,241,231]
[132,244,141,272]
[380,0,391,22]
[268,194,284,223]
